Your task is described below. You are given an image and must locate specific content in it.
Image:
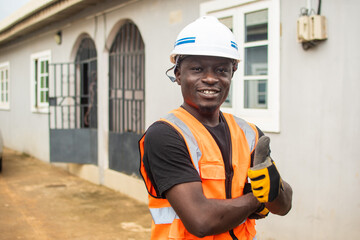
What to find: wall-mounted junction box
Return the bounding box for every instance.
[297,15,327,42]
[310,15,327,40]
[297,16,311,42]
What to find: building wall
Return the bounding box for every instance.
[256,0,360,239]
[0,31,56,161]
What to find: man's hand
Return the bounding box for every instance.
[248,136,283,203]
[243,183,269,219]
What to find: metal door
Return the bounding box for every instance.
[49,37,98,164]
[109,22,145,175]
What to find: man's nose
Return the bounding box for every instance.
[201,69,218,84]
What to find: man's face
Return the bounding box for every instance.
[175,55,233,116]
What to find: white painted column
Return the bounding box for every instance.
[94,14,109,185]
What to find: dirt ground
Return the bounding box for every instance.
[0,148,152,240]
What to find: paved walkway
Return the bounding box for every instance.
[0,148,152,240]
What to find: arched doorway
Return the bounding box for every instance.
[49,36,98,165]
[76,38,98,129]
[108,22,145,175]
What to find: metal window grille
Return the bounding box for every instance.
[108,22,145,175]
[109,22,145,134]
[49,37,98,165]
[49,38,98,130]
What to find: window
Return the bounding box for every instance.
[0,62,10,109]
[31,50,51,112]
[219,16,234,108]
[244,9,268,110]
[201,0,280,132]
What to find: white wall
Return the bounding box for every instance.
[256,0,360,239]
[0,32,56,162]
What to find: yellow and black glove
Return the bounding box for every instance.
[256,203,270,216]
[243,183,269,218]
[248,136,283,203]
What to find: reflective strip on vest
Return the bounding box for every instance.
[150,208,247,226]
[150,207,179,224]
[233,116,256,152]
[163,113,202,173]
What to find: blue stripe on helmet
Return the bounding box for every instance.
[175,37,196,44]
[231,41,238,50]
[175,40,196,46]
[175,37,196,46]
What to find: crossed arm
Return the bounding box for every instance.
[165,181,259,238]
[266,180,293,215]
[165,179,292,238]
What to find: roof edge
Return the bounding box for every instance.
[0,0,59,32]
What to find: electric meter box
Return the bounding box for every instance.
[310,15,327,40]
[297,15,327,42]
[297,16,311,42]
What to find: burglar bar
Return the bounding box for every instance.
[49,59,97,130]
[109,22,145,135]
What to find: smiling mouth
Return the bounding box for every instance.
[199,90,219,95]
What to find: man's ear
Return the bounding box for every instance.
[175,69,181,85]
[232,62,238,77]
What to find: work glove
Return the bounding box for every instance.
[243,183,269,218]
[248,136,283,203]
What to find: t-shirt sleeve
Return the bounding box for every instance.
[250,125,265,167]
[256,126,265,139]
[142,121,201,198]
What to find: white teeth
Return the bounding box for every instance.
[202,90,216,94]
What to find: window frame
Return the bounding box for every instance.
[200,0,280,132]
[30,50,51,113]
[0,61,10,110]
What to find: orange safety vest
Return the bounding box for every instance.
[139,107,259,240]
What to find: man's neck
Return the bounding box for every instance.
[181,105,220,127]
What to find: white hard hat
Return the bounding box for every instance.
[170,16,240,64]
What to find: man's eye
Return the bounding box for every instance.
[217,68,228,73]
[191,67,202,72]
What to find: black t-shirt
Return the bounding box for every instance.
[204,113,232,177]
[142,112,264,198]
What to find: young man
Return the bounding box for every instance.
[139,16,292,240]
